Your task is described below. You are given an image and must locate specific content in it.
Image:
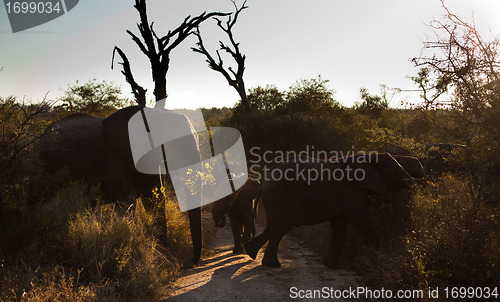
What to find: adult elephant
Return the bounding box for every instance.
[244,153,415,268]
[37,106,203,263]
[212,175,260,254]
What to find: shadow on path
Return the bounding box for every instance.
[164,222,360,302]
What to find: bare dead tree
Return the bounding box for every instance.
[192,0,251,114]
[112,47,147,106]
[112,0,228,105]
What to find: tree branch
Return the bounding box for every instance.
[192,0,251,113]
[0,98,52,174]
[114,0,228,103]
[111,46,147,106]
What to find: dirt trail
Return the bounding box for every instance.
[164,218,360,301]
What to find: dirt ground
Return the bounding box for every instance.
[164,215,360,302]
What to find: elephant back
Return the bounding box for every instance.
[38,113,105,181]
[102,106,144,170]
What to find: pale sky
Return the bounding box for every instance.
[1,0,500,109]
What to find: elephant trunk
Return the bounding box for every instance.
[212,197,228,227]
[187,207,202,263]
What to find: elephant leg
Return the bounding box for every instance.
[324,215,348,268]
[345,206,378,248]
[188,207,203,263]
[230,214,245,254]
[244,228,269,260]
[242,208,255,243]
[262,223,291,268]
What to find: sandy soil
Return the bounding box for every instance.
[164,217,360,302]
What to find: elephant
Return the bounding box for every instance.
[36,106,203,263]
[212,175,260,254]
[244,153,416,268]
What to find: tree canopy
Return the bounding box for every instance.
[58,79,127,116]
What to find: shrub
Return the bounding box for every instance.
[0,96,52,216]
[64,200,169,299]
[407,176,500,288]
[0,180,194,301]
[293,175,500,301]
[354,176,500,301]
[57,79,129,116]
[1,266,98,302]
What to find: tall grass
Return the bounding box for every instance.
[0,181,194,301]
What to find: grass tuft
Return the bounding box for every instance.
[1,182,195,301]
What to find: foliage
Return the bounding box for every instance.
[407,176,500,288]
[412,4,500,166]
[201,106,232,126]
[224,76,353,169]
[57,79,129,116]
[354,86,391,118]
[216,9,500,294]
[1,3,500,299]
[0,96,51,176]
[332,177,498,302]
[245,85,285,112]
[0,266,98,302]
[0,96,52,218]
[284,76,340,116]
[230,76,340,118]
[408,67,450,110]
[0,174,193,301]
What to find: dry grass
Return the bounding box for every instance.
[0,182,196,301]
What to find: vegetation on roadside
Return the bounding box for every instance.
[1,3,500,302]
[0,171,193,301]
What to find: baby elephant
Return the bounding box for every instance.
[212,176,260,254]
[244,153,418,268]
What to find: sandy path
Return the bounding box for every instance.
[164,218,360,302]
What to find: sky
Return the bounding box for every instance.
[1,0,500,109]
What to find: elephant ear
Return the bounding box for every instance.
[347,155,389,195]
[102,106,144,169]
